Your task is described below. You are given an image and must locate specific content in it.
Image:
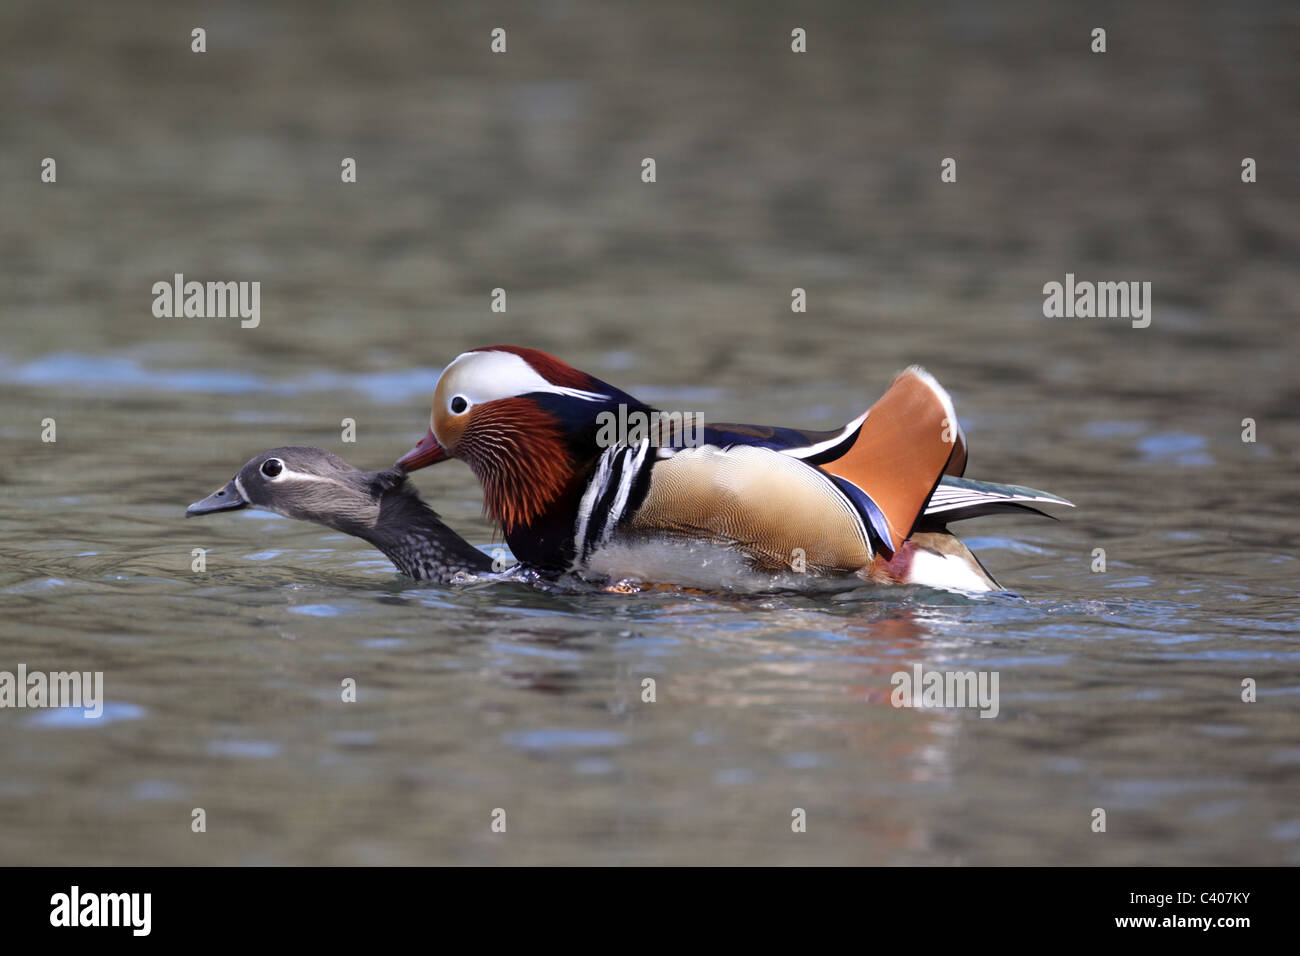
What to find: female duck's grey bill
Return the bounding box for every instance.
[186,479,247,517]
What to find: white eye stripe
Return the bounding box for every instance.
[263,463,348,487]
[440,350,609,405]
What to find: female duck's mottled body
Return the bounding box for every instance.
[395,347,1072,593]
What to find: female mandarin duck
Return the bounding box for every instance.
[394,346,1071,592]
[186,446,494,581]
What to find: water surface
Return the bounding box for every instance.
[1,0,1297,865]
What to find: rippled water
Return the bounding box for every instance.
[2,1,1298,865]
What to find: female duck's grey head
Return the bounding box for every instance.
[187,446,493,581]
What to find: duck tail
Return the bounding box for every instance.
[921,476,1074,525]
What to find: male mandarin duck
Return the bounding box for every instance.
[394,346,1072,592]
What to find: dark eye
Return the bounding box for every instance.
[450,395,469,414]
[261,458,283,478]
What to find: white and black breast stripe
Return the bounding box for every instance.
[572,439,653,564]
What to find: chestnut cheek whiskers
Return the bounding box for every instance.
[459,402,573,534]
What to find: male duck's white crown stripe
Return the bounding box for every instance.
[438,349,610,408]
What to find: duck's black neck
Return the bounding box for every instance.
[358,473,494,582]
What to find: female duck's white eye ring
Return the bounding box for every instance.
[261,458,284,478]
[449,395,469,415]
